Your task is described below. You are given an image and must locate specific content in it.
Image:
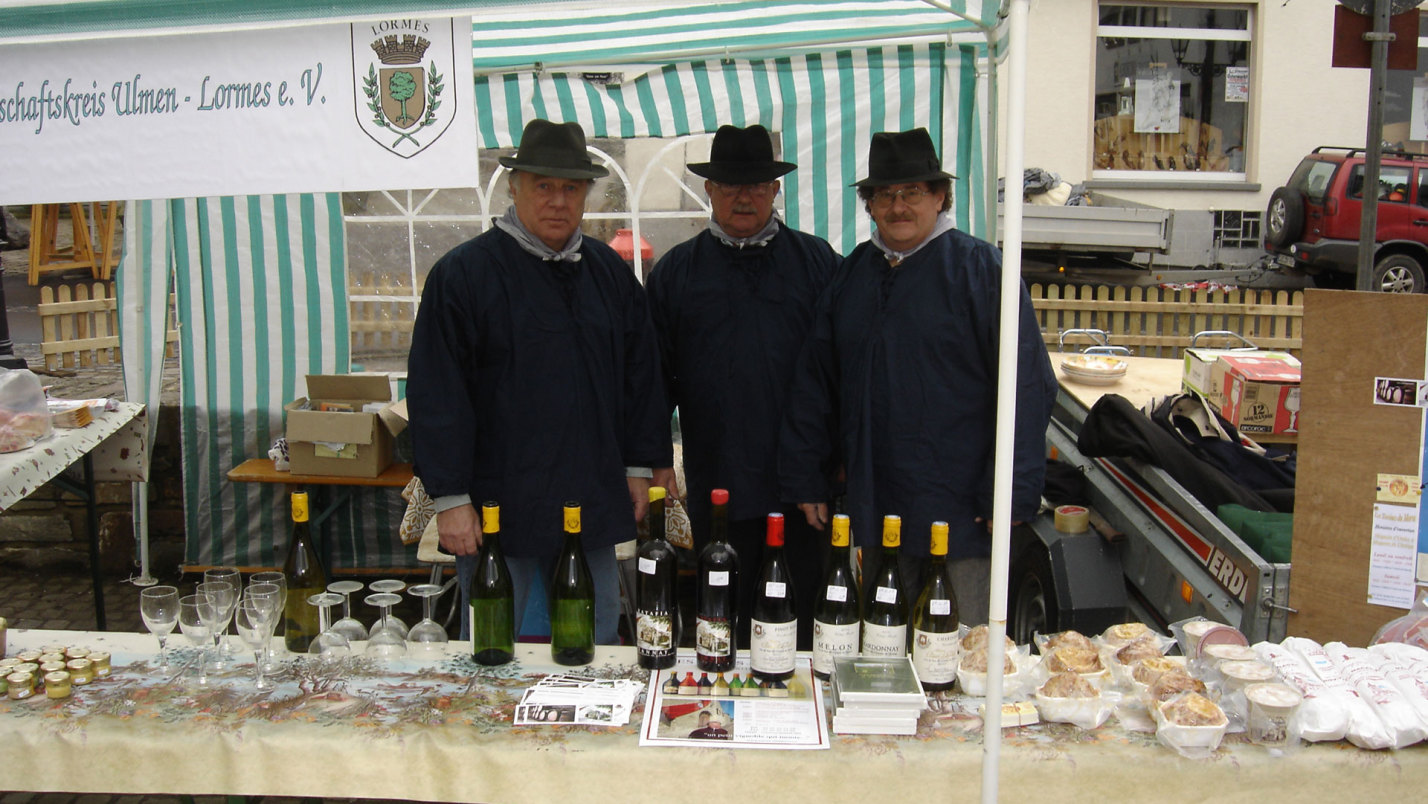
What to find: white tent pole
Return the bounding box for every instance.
[981,0,1029,802]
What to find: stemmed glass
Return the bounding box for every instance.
[364,592,407,658]
[250,572,287,672]
[406,583,449,651]
[368,580,410,640]
[196,581,238,669]
[139,585,180,673]
[327,580,369,642]
[234,598,277,691]
[178,594,213,685]
[307,592,352,657]
[204,567,242,663]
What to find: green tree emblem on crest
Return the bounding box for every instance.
[363,62,445,148]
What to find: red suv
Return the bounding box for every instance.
[1265,146,1428,293]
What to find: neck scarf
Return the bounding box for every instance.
[495,207,583,262]
[871,212,957,266]
[709,214,781,249]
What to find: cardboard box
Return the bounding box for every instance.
[1215,354,1302,436]
[284,374,406,477]
[1182,348,1298,406]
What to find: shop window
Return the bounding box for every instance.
[1212,209,1260,250]
[1093,3,1252,181]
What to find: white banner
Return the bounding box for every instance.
[0,17,478,204]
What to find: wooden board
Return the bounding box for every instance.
[1289,289,1428,645]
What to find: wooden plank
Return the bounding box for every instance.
[1289,289,1428,645]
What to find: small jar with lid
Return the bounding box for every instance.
[39,660,67,675]
[64,646,90,661]
[13,662,40,677]
[88,651,111,677]
[0,657,22,672]
[38,652,66,665]
[66,658,95,685]
[41,644,68,655]
[6,671,35,699]
[16,650,42,663]
[43,671,72,699]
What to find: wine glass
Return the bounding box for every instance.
[250,572,287,672]
[234,599,277,691]
[178,594,213,686]
[139,585,180,673]
[306,592,352,657]
[196,581,237,669]
[364,592,407,658]
[368,580,410,640]
[327,580,369,642]
[204,567,242,662]
[406,583,449,651]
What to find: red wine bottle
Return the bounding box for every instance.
[636,486,678,670]
[696,489,738,672]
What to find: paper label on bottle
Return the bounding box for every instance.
[636,609,674,653]
[638,557,657,575]
[862,622,908,658]
[912,629,961,684]
[696,617,733,659]
[707,571,730,587]
[812,620,860,675]
[930,599,951,616]
[750,618,797,674]
[763,581,787,599]
[824,585,849,603]
[874,586,899,605]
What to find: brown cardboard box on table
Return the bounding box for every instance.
[1213,354,1302,437]
[284,374,407,478]
[1182,348,1298,407]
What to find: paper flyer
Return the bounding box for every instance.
[639,655,828,749]
[1370,503,1418,609]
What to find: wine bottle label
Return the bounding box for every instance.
[750,618,797,674]
[912,628,961,683]
[874,586,899,604]
[824,585,849,603]
[862,623,908,658]
[763,581,787,599]
[707,571,730,587]
[696,617,733,658]
[638,557,657,575]
[930,599,952,616]
[812,620,860,675]
[636,609,674,653]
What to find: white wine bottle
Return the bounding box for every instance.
[281,491,327,653]
[812,514,860,679]
[750,513,797,682]
[471,501,515,666]
[911,521,960,691]
[862,514,908,658]
[550,501,595,666]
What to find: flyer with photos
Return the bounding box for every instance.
[639,655,829,749]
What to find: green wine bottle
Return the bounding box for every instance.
[281,491,328,653]
[550,501,595,666]
[471,501,515,666]
[911,521,960,691]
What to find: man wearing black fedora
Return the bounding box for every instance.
[779,127,1055,629]
[646,124,838,650]
[407,118,672,646]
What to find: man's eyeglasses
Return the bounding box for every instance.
[869,187,931,208]
[709,182,777,198]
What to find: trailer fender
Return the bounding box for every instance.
[1008,519,1128,643]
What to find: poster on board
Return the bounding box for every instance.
[0,17,479,204]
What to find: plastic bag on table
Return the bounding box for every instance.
[0,369,53,453]
[1372,586,1428,650]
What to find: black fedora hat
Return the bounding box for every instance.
[853,128,957,188]
[688,125,797,184]
[498,119,609,180]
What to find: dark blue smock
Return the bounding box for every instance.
[646,226,838,527]
[778,227,1056,559]
[406,228,672,558]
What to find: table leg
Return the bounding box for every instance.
[83,454,106,630]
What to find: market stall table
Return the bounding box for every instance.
[0,628,1422,803]
[0,402,148,629]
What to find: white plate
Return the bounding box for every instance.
[1059,370,1125,386]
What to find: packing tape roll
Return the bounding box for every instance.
[1054,505,1090,534]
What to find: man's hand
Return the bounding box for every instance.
[437,504,483,556]
[797,502,829,531]
[628,476,651,522]
[651,467,679,498]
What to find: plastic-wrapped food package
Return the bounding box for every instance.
[1367,645,1428,734]
[1324,643,1427,749]
[1371,587,1428,649]
[1253,641,1348,742]
[1282,637,1393,750]
[0,369,52,453]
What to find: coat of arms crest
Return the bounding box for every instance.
[352,21,457,158]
